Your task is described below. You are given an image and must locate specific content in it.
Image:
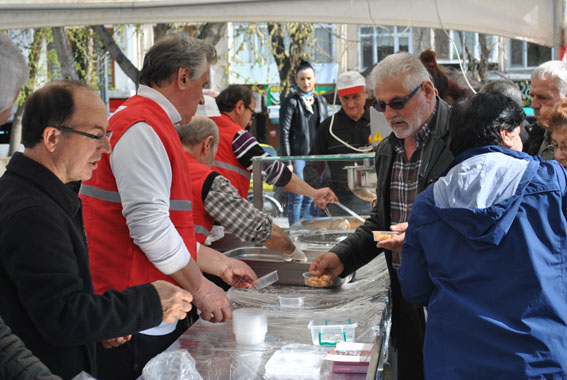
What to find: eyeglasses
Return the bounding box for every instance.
[52,125,112,147]
[373,82,423,112]
[547,143,567,154]
[246,106,256,120]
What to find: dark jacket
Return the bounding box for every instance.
[400,146,567,379]
[0,153,162,380]
[0,316,61,380]
[310,107,371,194]
[330,98,452,379]
[278,91,328,157]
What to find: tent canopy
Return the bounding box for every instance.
[0,0,560,47]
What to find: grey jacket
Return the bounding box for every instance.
[0,316,62,380]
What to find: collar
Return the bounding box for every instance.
[138,84,182,126]
[6,152,82,216]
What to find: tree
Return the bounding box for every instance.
[267,23,314,99]
[9,28,47,155]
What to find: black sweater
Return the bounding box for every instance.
[0,153,162,379]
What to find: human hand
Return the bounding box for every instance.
[100,335,132,349]
[312,187,339,209]
[192,278,232,323]
[376,223,407,253]
[219,257,257,289]
[309,252,344,277]
[283,247,307,263]
[151,280,193,324]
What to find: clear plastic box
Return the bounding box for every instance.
[307,314,357,346]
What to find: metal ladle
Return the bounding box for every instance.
[333,202,366,223]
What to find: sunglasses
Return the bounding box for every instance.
[373,82,423,112]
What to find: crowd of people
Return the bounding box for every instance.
[1,29,567,380]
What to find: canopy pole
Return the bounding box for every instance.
[553,0,565,60]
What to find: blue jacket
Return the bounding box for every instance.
[399,146,567,380]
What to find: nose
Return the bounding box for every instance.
[531,97,540,110]
[199,93,205,105]
[384,105,398,120]
[99,134,112,153]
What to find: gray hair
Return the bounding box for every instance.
[0,33,28,113]
[140,34,217,87]
[370,52,432,92]
[531,60,567,97]
[480,80,523,107]
[177,116,218,148]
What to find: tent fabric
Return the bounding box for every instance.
[0,0,558,47]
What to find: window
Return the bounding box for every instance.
[308,24,335,64]
[509,39,552,69]
[359,25,412,70]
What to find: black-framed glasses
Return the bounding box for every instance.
[52,125,112,146]
[373,82,424,112]
[246,106,256,120]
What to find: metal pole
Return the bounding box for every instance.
[252,160,263,211]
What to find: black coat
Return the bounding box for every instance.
[330,99,453,380]
[278,92,328,157]
[0,153,162,380]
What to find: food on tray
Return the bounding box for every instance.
[303,273,334,287]
[330,218,351,230]
[372,231,400,241]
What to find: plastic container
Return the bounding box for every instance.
[307,314,357,346]
[278,295,305,308]
[372,231,401,241]
[232,308,268,345]
[302,272,344,288]
[253,270,278,289]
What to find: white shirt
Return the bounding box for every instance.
[110,85,199,335]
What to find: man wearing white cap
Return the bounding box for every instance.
[310,71,372,215]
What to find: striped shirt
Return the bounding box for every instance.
[389,107,436,225]
[232,129,292,187]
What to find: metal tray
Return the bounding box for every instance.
[295,230,352,248]
[290,216,368,231]
[224,247,352,286]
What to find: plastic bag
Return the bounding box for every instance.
[142,349,203,380]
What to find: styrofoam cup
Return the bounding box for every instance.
[232,308,267,345]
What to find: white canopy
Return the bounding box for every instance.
[0,0,561,47]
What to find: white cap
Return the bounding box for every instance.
[196,95,220,117]
[336,71,366,97]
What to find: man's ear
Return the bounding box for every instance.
[43,127,60,153]
[422,81,436,101]
[177,67,191,89]
[235,99,246,115]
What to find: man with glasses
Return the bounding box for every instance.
[0,80,195,379]
[310,52,453,380]
[211,84,337,225]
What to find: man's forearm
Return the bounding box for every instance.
[169,259,205,294]
[283,172,317,197]
[194,244,229,278]
[264,224,295,254]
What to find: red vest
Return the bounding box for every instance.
[211,114,251,199]
[185,153,215,244]
[80,96,197,294]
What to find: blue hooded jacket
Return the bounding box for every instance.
[399,146,567,380]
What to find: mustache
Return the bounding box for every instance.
[389,117,407,127]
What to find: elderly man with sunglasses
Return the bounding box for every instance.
[310,52,453,380]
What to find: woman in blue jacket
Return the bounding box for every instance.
[399,93,567,380]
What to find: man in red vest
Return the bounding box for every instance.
[211,85,337,218]
[80,35,256,380]
[178,116,307,261]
